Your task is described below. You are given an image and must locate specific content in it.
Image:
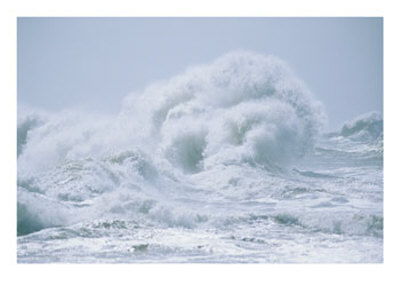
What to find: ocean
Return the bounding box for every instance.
[17,52,383,263]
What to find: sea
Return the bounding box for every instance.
[17,52,383,263]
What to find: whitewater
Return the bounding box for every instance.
[17,52,383,263]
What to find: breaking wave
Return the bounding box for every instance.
[121,51,326,172]
[17,51,382,250]
[18,52,325,174]
[339,111,382,141]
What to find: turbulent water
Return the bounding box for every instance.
[17,52,383,263]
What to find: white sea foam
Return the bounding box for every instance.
[17,52,382,263]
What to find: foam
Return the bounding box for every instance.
[18,51,327,234]
[123,51,326,172]
[340,111,383,141]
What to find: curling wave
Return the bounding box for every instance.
[17,50,381,261]
[339,111,382,141]
[121,51,326,172]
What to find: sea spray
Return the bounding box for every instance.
[17,52,382,263]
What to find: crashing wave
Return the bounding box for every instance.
[340,111,382,141]
[18,51,327,235]
[121,51,326,172]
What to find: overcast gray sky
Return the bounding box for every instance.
[17,17,382,130]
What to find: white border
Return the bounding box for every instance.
[1,1,398,300]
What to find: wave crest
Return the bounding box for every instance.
[123,51,326,172]
[340,111,382,141]
[18,51,328,235]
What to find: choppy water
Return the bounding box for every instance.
[17,52,383,263]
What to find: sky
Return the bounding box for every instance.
[17,17,383,130]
